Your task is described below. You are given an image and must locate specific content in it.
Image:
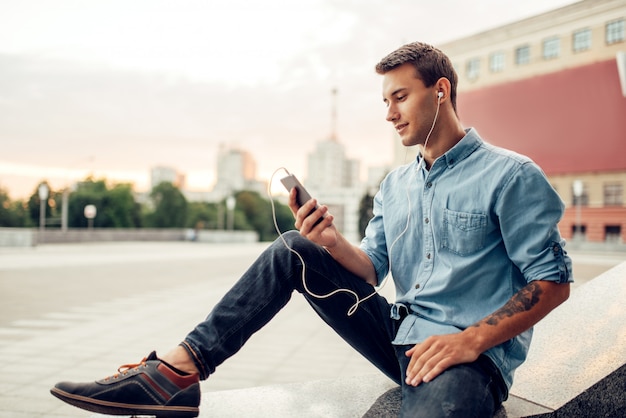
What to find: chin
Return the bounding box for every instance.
[401,138,417,147]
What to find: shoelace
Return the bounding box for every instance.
[104,357,148,381]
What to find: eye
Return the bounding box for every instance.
[395,94,406,102]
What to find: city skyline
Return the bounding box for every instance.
[0,0,578,199]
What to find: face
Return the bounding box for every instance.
[382,63,437,147]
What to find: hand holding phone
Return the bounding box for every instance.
[280,174,325,226]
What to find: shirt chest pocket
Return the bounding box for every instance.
[441,209,487,256]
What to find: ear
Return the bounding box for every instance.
[434,77,452,101]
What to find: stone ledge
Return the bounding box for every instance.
[198,261,626,417]
[0,228,36,247]
[202,374,395,417]
[199,374,551,417]
[510,260,626,409]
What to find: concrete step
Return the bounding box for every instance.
[197,260,626,417]
[199,374,550,418]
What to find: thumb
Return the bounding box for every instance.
[405,345,416,357]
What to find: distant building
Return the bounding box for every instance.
[307,139,360,190]
[305,89,365,243]
[150,166,186,190]
[439,0,626,245]
[212,144,266,199]
[134,165,186,208]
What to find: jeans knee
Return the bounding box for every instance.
[277,230,316,254]
[280,229,303,244]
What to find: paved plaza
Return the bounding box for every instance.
[0,241,623,417]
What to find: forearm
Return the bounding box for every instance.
[324,234,378,286]
[463,280,570,354]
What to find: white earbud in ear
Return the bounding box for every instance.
[437,91,443,99]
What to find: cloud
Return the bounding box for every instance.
[0,0,578,198]
[0,51,386,187]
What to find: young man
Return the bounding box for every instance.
[51,42,572,418]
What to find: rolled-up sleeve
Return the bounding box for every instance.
[495,162,573,284]
[359,189,390,285]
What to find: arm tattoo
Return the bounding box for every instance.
[476,281,544,327]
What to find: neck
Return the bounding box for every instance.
[419,112,465,168]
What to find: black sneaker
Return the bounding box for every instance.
[50,351,200,417]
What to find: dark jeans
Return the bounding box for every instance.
[182,231,506,417]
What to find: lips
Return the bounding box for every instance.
[395,123,408,134]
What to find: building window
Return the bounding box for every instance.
[606,18,625,44]
[515,45,531,65]
[466,58,480,80]
[573,28,592,52]
[604,183,623,206]
[605,225,622,243]
[543,36,560,59]
[489,51,505,72]
[571,224,587,240]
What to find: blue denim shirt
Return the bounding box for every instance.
[359,128,573,389]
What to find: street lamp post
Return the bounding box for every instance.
[572,180,583,240]
[226,196,236,231]
[84,204,97,230]
[61,188,70,232]
[38,184,49,235]
[217,202,224,230]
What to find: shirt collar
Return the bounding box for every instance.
[442,128,483,169]
[416,127,483,170]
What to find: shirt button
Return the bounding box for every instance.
[426,253,431,259]
[426,182,432,188]
[425,218,430,224]
[415,284,420,289]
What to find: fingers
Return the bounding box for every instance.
[404,339,462,387]
[294,197,329,234]
[287,188,301,214]
[288,189,318,225]
[405,343,431,387]
[406,353,450,386]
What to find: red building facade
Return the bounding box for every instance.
[441,0,626,244]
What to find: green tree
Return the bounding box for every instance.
[102,183,142,228]
[15,200,34,227]
[63,177,141,228]
[234,191,267,233]
[0,186,21,227]
[186,202,219,230]
[147,182,188,228]
[67,178,107,228]
[272,199,296,240]
[234,191,293,241]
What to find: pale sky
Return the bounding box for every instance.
[0,0,577,198]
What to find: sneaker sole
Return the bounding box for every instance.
[50,387,199,418]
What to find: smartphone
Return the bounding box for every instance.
[280,174,325,225]
[280,174,315,207]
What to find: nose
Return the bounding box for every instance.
[386,105,398,122]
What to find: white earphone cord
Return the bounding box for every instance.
[268,94,442,317]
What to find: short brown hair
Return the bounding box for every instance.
[375,42,458,112]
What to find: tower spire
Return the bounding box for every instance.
[330,87,338,142]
